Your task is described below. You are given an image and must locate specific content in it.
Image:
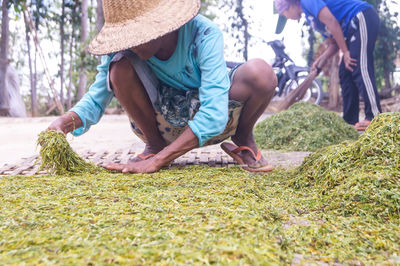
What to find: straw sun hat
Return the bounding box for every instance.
[89,0,201,55]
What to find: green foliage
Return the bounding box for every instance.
[5,0,100,112]
[200,0,218,20]
[360,0,400,89]
[202,0,252,61]
[224,0,252,61]
[373,1,400,88]
[365,0,380,8]
[254,102,360,152]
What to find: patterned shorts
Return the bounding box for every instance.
[108,50,243,146]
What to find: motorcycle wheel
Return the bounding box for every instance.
[283,75,323,105]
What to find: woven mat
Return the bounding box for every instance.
[0,147,238,176]
[0,145,310,176]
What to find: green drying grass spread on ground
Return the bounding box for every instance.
[254,102,360,152]
[0,113,399,264]
[291,112,400,221]
[1,167,399,264]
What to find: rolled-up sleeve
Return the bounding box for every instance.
[188,28,230,146]
[69,55,115,136]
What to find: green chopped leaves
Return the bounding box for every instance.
[254,102,360,152]
[291,112,400,220]
[2,112,399,264]
[37,130,104,175]
[1,167,400,264]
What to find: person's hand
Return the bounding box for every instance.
[343,50,357,72]
[102,127,198,174]
[48,116,68,134]
[311,57,323,74]
[48,112,82,134]
[102,156,166,173]
[311,56,329,75]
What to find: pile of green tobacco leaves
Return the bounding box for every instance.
[254,102,359,152]
[290,112,400,220]
[37,130,103,175]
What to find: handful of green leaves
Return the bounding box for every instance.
[37,130,103,175]
[254,102,360,152]
[291,112,400,220]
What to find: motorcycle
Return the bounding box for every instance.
[226,39,323,105]
[267,39,323,104]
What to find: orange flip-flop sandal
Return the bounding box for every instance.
[129,153,156,163]
[354,120,371,131]
[220,142,274,172]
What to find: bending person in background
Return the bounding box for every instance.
[276,0,382,130]
[48,0,277,173]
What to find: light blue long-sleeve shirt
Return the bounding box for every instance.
[70,15,230,146]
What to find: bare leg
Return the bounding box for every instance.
[109,57,167,156]
[229,59,277,166]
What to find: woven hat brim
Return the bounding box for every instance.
[89,0,201,55]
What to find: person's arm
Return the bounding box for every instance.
[48,55,115,135]
[104,127,199,173]
[317,6,357,71]
[311,38,339,72]
[188,26,230,147]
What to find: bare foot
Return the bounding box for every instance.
[354,120,371,131]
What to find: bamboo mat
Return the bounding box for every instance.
[0,147,237,176]
[0,145,310,176]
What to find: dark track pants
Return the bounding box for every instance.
[339,8,382,125]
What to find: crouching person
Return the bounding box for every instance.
[48,0,277,173]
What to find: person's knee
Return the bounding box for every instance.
[109,57,136,92]
[241,59,277,94]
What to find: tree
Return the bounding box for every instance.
[77,0,89,100]
[219,0,252,61]
[23,9,38,116]
[66,0,78,110]
[20,0,50,116]
[304,25,315,67]
[234,0,249,61]
[200,0,219,20]
[22,1,65,115]
[96,0,103,32]
[59,0,65,106]
[0,0,10,116]
[373,1,400,90]
[363,0,400,90]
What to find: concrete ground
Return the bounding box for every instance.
[0,115,139,168]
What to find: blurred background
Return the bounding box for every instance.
[0,0,399,118]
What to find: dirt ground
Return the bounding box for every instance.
[0,113,309,170]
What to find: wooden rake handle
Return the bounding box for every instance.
[276,58,327,111]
